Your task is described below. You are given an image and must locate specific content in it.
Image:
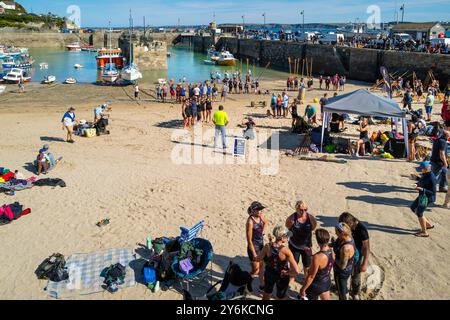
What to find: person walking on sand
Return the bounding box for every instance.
[61,107,77,143]
[411,161,436,238]
[430,128,448,192]
[258,226,300,300]
[332,222,357,300]
[246,202,268,287]
[424,91,435,122]
[134,83,139,100]
[338,212,370,300]
[286,200,317,282]
[299,228,335,300]
[212,105,229,151]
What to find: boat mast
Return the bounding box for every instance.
[109,21,112,70]
[129,10,133,65]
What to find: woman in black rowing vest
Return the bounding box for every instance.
[258,226,300,300]
[285,200,317,281]
[299,228,335,300]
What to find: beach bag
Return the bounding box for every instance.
[418,192,429,210]
[35,253,69,282]
[85,128,97,138]
[179,258,194,275]
[380,133,389,143]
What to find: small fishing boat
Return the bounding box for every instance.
[64,77,77,84]
[217,51,237,66]
[204,59,216,65]
[74,64,84,69]
[39,62,49,69]
[1,57,15,69]
[2,68,31,83]
[81,45,95,52]
[66,42,81,52]
[42,75,56,84]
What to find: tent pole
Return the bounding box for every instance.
[321,112,327,153]
[402,118,410,159]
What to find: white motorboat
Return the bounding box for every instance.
[2,68,31,83]
[66,42,82,52]
[217,51,237,66]
[64,77,77,84]
[42,75,56,84]
[74,64,84,69]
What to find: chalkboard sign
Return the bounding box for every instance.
[233,137,246,157]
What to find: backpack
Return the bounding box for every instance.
[102,263,126,292]
[35,253,69,282]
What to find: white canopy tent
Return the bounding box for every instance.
[321,89,409,158]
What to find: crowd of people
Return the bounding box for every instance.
[246,201,370,300]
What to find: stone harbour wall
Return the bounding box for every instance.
[191,35,450,85]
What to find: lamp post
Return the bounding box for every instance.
[300,10,305,34]
[262,12,266,31]
[400,4,405,23]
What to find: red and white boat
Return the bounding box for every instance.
[65,42,82,52]
[96,48,123,69]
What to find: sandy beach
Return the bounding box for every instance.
[1,79,450,300]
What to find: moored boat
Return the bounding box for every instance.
[42,75,56,84]
[2,68,31,83]
[120,12,143,84]
[217,51,237,66]
[64,77,77,84]
[66,42,82,52]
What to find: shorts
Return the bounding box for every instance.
[200,106,206,112]
[288,244,312,268]
[425,106,433,114]
[247,242,264,262]
[271,104,276,111]
[305,279,331,300]
[184,109,191,118]
[189,108,197,117]
[264,269,290,299]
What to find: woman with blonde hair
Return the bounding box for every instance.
[285,200,317,281]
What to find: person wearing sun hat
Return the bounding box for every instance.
[410,161,436,238]
[257,225,299,300]
[246,201,268,283]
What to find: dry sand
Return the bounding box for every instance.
[0,79,449,300]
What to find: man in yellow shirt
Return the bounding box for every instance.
[212,105,229,150]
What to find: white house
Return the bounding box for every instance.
[0,1,16,10]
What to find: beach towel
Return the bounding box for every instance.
[33,178,66,188]
[44,248,136,299]
[0,177,36,192]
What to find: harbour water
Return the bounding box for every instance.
[1,46,288,85]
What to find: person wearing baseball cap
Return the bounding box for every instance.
[411,161,436,238]
[246,201,268,286]
[258,225,299,300]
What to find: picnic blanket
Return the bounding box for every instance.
[45,248,136,299]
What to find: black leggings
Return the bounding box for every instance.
[334,269,351,300]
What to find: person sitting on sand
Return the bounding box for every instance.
[37,150,50,175]
[332,222,356,300]
[242,117,256,140]
[410,161,436,238]
[258,226,300,300]
[61,107,77,143]
[246,201,268,288]
[304,105,317,124]
[299,228,335,300]
[355,117,370,157]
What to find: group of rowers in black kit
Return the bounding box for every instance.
[245,201,370,300]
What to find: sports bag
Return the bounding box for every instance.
[35,253,69,282]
